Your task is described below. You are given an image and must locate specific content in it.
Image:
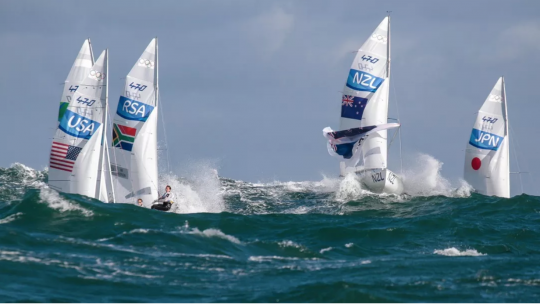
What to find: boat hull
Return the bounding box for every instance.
[356,168,404,195]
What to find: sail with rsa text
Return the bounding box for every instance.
[110,39,159,205]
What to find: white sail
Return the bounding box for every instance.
[48,50,109,198]
[339,17,390,171]
[111,39,159,204]
[58,39,94,121]
[464,77,510,198]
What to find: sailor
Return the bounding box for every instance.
[137,198,143,207]
[151,185,174,211]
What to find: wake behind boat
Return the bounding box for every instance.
[324,15,404,195]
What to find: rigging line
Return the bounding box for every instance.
[391,79,404,176]
[107,91,123,202]
[509,124,524,194]
[388,127,400,148]
[158,89,171,173]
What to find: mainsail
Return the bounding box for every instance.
[48,50,109,198]
[464,77,510,198]
[58,39,94,121]
[339,17,391,173]
[111,39,159,204]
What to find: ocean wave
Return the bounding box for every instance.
[0,212,23,224]
[433,247,486,256]
[38,188,94,217]
[320,247,333,254]
[188,228,242,245]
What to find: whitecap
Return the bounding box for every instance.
[433,247,486,256]
[188,228,242,244]
[0,212,23,224]
[39,188,93,217]
[319,247,333,254]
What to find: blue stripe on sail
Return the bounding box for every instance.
[116,96,155,122]
[59,110,101,140]
[469,129,503,151]
[346,69,384,93]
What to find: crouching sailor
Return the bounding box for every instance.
[151,185,174,211]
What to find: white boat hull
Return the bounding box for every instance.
[356,168,404,195]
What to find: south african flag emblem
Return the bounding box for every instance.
[113,124,137,151]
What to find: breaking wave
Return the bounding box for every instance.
[0,162,539,302]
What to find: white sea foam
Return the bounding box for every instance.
[0,212,23,224]
[506,278,540,286]
[248,256,310,262]
[335,173,368,202]
[0,163,47,203]
[345,243,354,248]
[97,228,151,242]
[278,240,308,252]
[188,228,242,244]
[160,161,225,214]
[39,188,93,217]
[433,247,486,256]
[402,154,472,198]
[319,247,333,254]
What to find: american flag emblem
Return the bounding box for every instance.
[342,95,354,107]
[49,142,82,172]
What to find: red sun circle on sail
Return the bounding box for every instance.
[471,157,481,170]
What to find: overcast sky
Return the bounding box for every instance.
[1,0,539,195]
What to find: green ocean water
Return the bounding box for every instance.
[0,162,539,302]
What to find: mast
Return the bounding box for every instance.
[386,13,391,78]
[104,49,115,203]
[502,77,508,136]
[155,37,159,108]
[502,76,519,194]
[95,49,108,200]
[88,38,95,65]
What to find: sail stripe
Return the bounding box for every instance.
[50,165,73,172]
[50,161,74,169]
[52,142,70,147]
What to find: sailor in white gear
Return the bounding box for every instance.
[151,185,174,211]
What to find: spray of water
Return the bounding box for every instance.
[402,153,471,197]
[159,161,225,213]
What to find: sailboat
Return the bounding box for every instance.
[464,77,510,198]
[110,38,160,205]
[332,16,404,195]
[48,42,114,201]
